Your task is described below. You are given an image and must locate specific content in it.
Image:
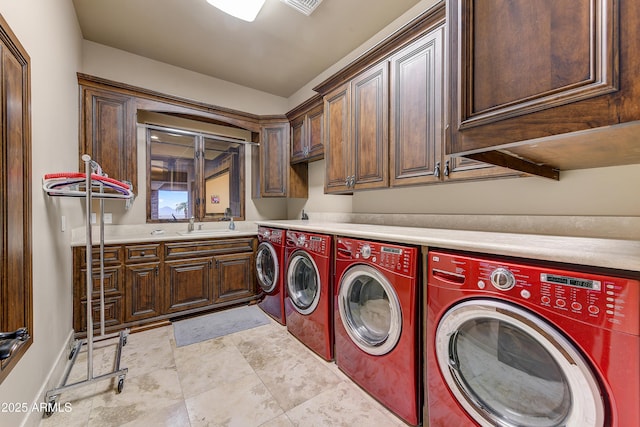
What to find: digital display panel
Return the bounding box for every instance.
[541,273,601,291]
[382,247,402,255]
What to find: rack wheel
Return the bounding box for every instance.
[44,396,57,418]
[116,377,125,394]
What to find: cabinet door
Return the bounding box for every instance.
[324,83,351,193]
[164,257,213,313]
[351,62,389,190]
[260,123,288,197]
[213,252,255,304]
[306,104,324,161]
[290,115,306,163]
[125,262,161,322]
[390,27,444,186]
[80,86,136,187]
[448,0,620,154]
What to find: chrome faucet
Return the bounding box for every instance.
[188,216,195,232]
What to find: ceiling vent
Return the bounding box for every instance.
[280,0,323,16]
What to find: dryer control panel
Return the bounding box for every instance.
[429,250,640,335]
[336,237,417,277]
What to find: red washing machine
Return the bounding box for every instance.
[284,230,333,361]
[334,237,420,426]
[426,250,640,427]
[255,226,287,325]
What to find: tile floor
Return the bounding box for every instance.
[39,313,408,427]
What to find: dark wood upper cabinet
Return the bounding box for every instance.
[324,62,389,194]
[0,13,33,383]
[448,0,640,177]
[252,120,308,198]
[288,95,324,164]
[390,26,443,186]
[79,84,136,188]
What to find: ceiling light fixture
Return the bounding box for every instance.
[206,0,266,22]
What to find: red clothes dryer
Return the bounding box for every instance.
[255,226,287,325]
[284,230,333,361]
[426,250,640,427]
[334,237,420,426]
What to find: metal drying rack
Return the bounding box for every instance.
[42,155,134,416]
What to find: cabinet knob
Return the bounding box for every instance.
[140,251,145,256]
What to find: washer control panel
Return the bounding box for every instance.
[286,230,330,256]
[258,227,283,245]
[429,250,639,335]
[336,237,417,277]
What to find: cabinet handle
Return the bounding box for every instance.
[434,162,441,178]
[345,178,350,187]
[444,160,450,177]
[349,175,356,188]
[155,266,159,276]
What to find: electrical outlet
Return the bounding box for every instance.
[104,213,113,224]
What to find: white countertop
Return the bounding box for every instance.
[71,219,640,272]
[256,220,640,272]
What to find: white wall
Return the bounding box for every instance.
[0,1,83,426]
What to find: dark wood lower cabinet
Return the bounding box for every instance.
[214,252,255,304]
[73,237,258,336]
[164,257,213,313]
[125,262,161,321]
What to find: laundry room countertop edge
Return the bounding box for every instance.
[256,220,640,272]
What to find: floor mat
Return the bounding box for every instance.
[173,305,270,347]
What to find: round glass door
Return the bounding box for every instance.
[255,242,278,293]
[435,300,604,427]
[338,265,402,356]
[286,251,320,315]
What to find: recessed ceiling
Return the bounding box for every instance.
[72,0,423,98]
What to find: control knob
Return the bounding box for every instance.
[297,235,306,247]
[360,244,372,259]
[490,267,516,290]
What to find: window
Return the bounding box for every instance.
[146,125,245,222]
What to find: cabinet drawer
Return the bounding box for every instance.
[77,245,123,267]
[77,296,123,332]
[165,238,255,259]
[125,244,161,263]
[78,265,122,299]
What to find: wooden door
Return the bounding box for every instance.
[80,85,136,186]
[351,62,389,190]
[213,252,255,304]
[164,257,213,313]
[448,0,621,154]
[390,27,444,186]
[306,104,324,161]
[289,114,306,163]
[0,15,33,380]
[125,262,161,322]
[323,83,351,193]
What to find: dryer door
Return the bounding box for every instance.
[435,299,604,427]
[286,250,321,315]
[338,264,402,356]
[256,242,279,294]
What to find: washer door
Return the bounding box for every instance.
[435,299,605,427]
[286,250,321,315]
[256,242,278,293]
[338,264,402,356]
